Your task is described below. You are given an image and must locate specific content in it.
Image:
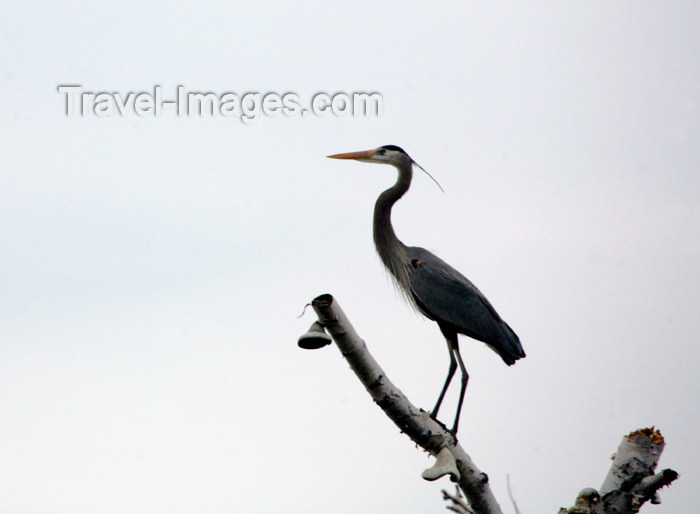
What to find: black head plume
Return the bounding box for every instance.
[379,145,443,192]
[379,144,407,154]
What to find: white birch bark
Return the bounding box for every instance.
[560,428,678,513]
[300,294,678,514]
[308,293,503,514]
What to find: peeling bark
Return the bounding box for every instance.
[307,294,502,514]
[300,294,678,514]
[559,428,678,513]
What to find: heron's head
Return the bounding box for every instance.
[327,145,444,192]
[327,145,411,166]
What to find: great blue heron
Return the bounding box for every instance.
[328,145,525,435]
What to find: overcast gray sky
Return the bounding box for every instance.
[1,2,698,513]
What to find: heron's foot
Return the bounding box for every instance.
[429,410,444,426]
[449,426,459,443]
[427,411,456,439]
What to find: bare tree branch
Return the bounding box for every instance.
[443,487,475,513]
[301,294,679,514]
[306,294,502,514]
[559,428,679,513]
[506,474,521,514]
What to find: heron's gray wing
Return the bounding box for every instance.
[408,247,524,364]
[408,250,503,344]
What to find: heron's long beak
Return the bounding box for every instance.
[327,149,377,160]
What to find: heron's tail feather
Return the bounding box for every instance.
[497,322,525,366]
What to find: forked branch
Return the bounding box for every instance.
[559,428,678,513]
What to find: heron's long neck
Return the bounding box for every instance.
[373,162,412,292]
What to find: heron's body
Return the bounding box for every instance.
[407,246,523,365]
[329,145,525,434]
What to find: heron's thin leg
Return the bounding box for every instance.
[451,341,469,435]
[431,338,457,419]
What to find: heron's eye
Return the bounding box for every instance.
[377,148,386,155]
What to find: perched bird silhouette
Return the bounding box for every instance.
[328,145,525,434]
